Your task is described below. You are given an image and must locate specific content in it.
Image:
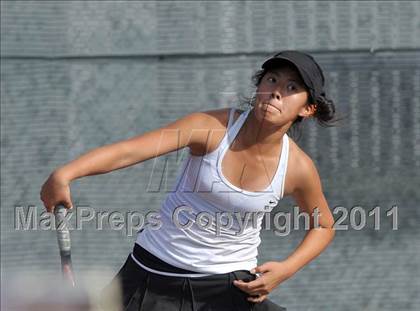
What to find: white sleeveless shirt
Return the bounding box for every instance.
[136,107,290,274]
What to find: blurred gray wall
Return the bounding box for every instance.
[1,1,420,310]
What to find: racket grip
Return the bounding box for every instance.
[54,205,75,287]
[54,205,71,257]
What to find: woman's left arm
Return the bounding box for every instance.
[234,156,336,303]
[282,154,336,275]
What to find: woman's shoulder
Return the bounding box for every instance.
[187,107,243,156]
[286,137,321,194]
[288,138,318,172]
[192,107,244,129]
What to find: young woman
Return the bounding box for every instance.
[40,50,336,311]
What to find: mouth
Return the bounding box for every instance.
[262,102,281,113]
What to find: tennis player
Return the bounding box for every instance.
[40,50,336,310]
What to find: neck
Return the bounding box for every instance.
[242,108,291,147]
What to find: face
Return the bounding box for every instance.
[254,65,315,126]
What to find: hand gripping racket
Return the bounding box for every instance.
[54,204,75,287]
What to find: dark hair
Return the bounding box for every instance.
[239,63,340,140]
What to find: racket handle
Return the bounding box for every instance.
[54,205,71,257]
[54,205,75,287]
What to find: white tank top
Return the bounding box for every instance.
[136,107,290,274]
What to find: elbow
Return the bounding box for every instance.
[326,223,336,244]
[330,226,336,240]
[318,217,336,243]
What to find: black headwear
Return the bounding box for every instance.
[261,50,326,103]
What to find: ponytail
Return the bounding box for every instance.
[313,92,337,127]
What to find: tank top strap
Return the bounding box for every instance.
[225,108,251,145]
[271,133,290,199]
[280,133,290,198]
[226,107,236,129]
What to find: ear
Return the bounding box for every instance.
[298,103,317,118]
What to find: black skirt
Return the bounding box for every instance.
[100,246,287,311]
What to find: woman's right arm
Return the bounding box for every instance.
[40,111,211,212]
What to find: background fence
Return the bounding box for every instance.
[1,1,420,310]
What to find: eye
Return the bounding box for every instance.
[287,83,298,91]
[267,76,276,83]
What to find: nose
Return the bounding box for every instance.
[270,91,282,101]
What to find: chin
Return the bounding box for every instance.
[254,106,276,124]
[253,105,289,128]
[255,103,276,119]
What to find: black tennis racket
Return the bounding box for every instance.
[54,204,75,287]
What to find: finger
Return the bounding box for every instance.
[65,201,74,210]
[55,201,73,210]
[233,280,253,293]
[247,294,267,303]
[233,279,265,293]
[46,203,54,213]
[252,263,270,274]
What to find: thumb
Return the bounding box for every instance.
[63,200,74,210]
[251,263,270,274]
[250,266,259,274]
